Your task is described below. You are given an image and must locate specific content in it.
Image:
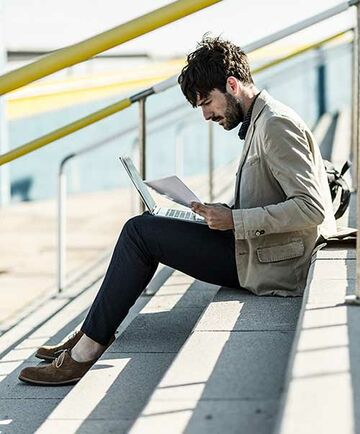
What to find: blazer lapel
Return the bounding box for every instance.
[234,123,256,200]
[234,90,270,203]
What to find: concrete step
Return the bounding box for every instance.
[128,287,302,434]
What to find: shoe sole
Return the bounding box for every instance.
[18,375,81,386]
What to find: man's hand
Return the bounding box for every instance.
[191,202,234,230]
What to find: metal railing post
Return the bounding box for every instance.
[208,121,214,202]
[316,47,327,119]
[139,98,146,213]
[58,164,67,293]
[352,28,359,190]
[131,137,139,215]
[57,154,75,293]
[346,1,360,305]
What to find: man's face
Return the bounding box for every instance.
[196,88,244,130]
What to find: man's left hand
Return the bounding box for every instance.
[191,202,234,230]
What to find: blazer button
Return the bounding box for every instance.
[255,230,261,236]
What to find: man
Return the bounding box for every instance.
[18,36,336,386]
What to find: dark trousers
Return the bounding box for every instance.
[81,212,241,345]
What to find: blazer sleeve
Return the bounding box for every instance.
[232,116,326,240]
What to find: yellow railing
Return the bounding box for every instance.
[253,30,350,75]
[0,0,221,95]
[0,98,132,165]
[0,29,352,167]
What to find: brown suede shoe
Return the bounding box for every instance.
[35,331,116,361]
[19,349,96,386]
[35,330,84,361]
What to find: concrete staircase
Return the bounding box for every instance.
[0,110,356,434]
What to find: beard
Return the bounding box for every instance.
[222,93,244,130]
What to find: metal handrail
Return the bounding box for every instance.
[0,76,178,166]
[157,0,358,87]
[0,0,221,95]
[244,1,357,52]
[52,27,350,179]
[0,30,352,168]
[252,30,351,76]
[63,101,189,160]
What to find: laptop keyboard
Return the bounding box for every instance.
[165,209,196,220]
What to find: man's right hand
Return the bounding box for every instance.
[204,202,231,208]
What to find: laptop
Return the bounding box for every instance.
[120,156,206,224]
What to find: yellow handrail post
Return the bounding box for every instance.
[0,0,221,96]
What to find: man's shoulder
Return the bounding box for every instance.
[258,93,308,132]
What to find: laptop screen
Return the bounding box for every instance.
[120,156,157,212]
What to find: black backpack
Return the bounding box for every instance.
[323,159,351,220]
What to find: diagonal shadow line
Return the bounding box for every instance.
[297,344,349,353]
[302,322,348,330]
[158,381,205,390]
[292,369,349,380]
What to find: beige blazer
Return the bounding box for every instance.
[232,90,336,296]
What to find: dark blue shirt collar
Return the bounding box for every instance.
[238,92,260,140]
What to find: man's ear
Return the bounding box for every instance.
[226,76,238,95]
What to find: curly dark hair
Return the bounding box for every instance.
[178,35,253,107]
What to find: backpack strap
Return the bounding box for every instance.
[340,160,351,176]
[334,175,351,220]
[324,159,352,219]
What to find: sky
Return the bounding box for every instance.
[0,0,355,58]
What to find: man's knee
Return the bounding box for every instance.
[122,212,151,237]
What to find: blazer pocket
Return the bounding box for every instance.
[256,240,304,263]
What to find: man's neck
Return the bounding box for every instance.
[240,85,260,117]
[237,87,261,140]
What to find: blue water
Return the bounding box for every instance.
[7,42,352,202]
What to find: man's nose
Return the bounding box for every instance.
[201,106,213,121]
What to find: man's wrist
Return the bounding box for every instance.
[231,209,245,239]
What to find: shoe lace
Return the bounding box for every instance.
[53,350,67,368]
